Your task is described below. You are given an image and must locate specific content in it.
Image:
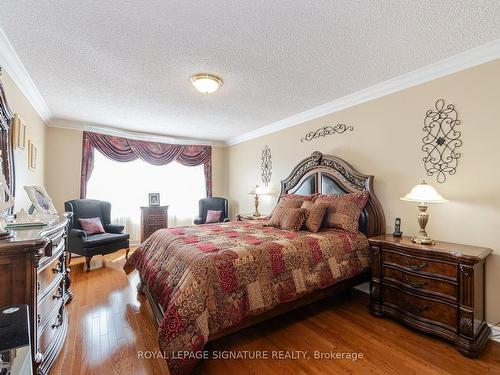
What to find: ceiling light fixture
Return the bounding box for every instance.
[190,73,223,94]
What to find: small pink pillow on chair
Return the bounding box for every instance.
[206,210,222,223]
[79,217,105,235]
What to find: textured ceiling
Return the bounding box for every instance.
[1,1,499,142]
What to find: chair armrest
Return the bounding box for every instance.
[194,217,204,225]
[104,223,124,234]
[69,229,87,240]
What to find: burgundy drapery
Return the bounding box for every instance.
[80,131,212,198]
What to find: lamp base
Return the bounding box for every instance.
[411,236,434,245]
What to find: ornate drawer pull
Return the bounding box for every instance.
[404,259,428,271]
[52,314,63,329]
[52,261,62,274]
[400,298,427,314]
[53,286,64,300]
[403,275,427,288]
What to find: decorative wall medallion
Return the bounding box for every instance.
[300,124,353,142]
[261,145,272,187]
[422,99,462,183]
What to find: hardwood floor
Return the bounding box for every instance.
[52,249,500,375]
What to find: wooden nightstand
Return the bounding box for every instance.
[140,206,169,242]
[236,213,269,221]
[369,235,492,357]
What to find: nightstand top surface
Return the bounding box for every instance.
[369,235,492,260]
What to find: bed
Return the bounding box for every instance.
[124,151,385,374]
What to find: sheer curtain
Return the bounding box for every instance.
[86,150,206,244]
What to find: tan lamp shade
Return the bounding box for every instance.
[400,181,447,204]
[400,181,447,245]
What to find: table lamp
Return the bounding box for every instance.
[400,181,447,244]
[249,185,266,216]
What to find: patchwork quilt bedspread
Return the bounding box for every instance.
[124,220,369,374]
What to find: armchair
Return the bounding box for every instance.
[194,197,229,224]
[65,199,130,271]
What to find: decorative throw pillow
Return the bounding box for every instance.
[206,210,222,223]
[270,193,317,218]
[280,193,318,202]
[301,200,329,232]
[268,207,307,231]
[79,217,105,235]
[316,191,370,233]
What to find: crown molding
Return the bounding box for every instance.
[0,28,52,121]
[226,39,500,146]
[48,118,226,147]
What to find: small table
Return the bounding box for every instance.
[236,213,269,221]
[369,235,492,357]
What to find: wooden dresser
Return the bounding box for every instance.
[140,206,169,242]
[0,214,72,375]
[369,235,492,357]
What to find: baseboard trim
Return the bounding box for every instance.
[354,281,370,294]
[490,324,500,343]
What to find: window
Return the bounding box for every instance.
[87,150,206,244]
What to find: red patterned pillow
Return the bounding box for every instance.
[268,207,307,231]
[315,191,369,233]
[79,217,105,235]
[206,210,222,223]
[271,193,317,218]
[301,200,329,232]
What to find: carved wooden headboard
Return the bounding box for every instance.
[0,77,15,201]
[280,151,385,237]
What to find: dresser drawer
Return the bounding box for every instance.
[146,214,166,223]
[38,306,65,355]
[382,284,457,331]
[382,249,457,279]
[38,276,64,328]
[383,266,457,300]
[38,249,65,299]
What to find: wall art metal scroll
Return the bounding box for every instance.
[261,145,272,187]
[422,99,462,183]
[300,123,353,142]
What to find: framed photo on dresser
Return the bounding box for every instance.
[148,192,160,206]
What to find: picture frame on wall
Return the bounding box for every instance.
[28,140,37,170]
[13,113,26,149]
[148,193,160,206]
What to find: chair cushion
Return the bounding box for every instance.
[79,217,105,235]
[206,210,222,223]
[82,233,130,248]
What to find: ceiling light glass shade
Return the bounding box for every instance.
[190,73,223,94]
[400,181,447,203]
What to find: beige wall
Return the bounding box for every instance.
[2,72,46,210]
[45,127,83,213]
[227,59,500,325]
[44,126,228,212]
